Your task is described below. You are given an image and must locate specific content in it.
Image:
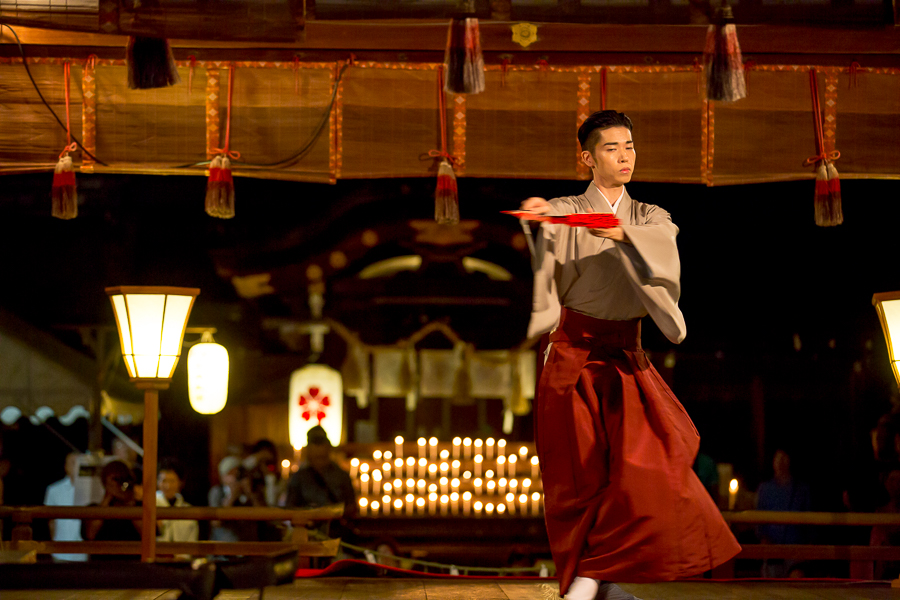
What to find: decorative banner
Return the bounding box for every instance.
[206,67,221,160]
[576,72,591,180]
[289,364,343,449]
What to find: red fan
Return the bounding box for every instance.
[503,210,620,228]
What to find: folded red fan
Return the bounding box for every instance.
[502,210,620,228]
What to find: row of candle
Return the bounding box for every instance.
[357,490,545,517]
[350,454,540,481]
[353,473,541,497]
[387,437,529,462]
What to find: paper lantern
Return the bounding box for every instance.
[105,286,199,383]
[874,291,900,389]
[187,331,229,414]
[289,364,343,449]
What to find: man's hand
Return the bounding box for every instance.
[588,226,629,243]
[520,197,551,215]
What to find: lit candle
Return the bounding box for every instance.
[383,482,393,495]
[428,483,437,494]
[383,462,391,475]
[384,450,393,460]
[374,450,383,460]
[474,439,484,456]
[373,469,382,494]
[360,463,370,475]
[486,502,495,515]
[508,454,517,478]
[729,479,739,511]
[429,437,438,461]
[531,492,541,516]
[440,494,449,516]
[509,478,518,493]
[393,478,402,491]
[428,463,438,478]
[462,470,472,480]
[418,457,427,478]
[530,455,539,479]
[406,478,415,494]
[416,496,425,515]
[463,437,472,459]
[450,491,460,515]
[417,479,426,495]
[498,503,507,515]
[394,498,403,513]
[474,500,483,517]
[440,449,449,460]
[452,437,462,459]
[281,458,291,480]
[395,436,404,460]
[406,457,415,479]
[361,473,370,496]
[474,454,483,477]
[451,478,460,493]
[522,478,531,493]
[451,459,461,477]
[485,469,494,479]
[429,491,438,514]
[382,494,391,515]
[518,446,528,459]
[499,477,508,495]
[487,480,496,495]
[505,492,515,514]
[463,491,472,516]
[498,439,507,457]
[440,462,449,477]
[359,497,368,517]
[497,455,506,478]
[350,458,360,479]
[394,457,403,471]
[474,477,483,495]
[405,493,414,516]
[371,500,380,515]
[417,437,427,460]
[486,437,495,461]
[518,493,528,514]
[440,476,449,495]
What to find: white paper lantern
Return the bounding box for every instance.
[187,332,229,415]
[289,364,343,449]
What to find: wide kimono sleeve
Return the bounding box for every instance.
[618,204,687,344]
[526,220,562,339]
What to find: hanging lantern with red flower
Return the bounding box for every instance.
[288,364,343,450]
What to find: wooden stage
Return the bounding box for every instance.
[4,579,900,600]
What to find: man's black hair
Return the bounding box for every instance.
[158,456,186,481]
[577,110,634,154]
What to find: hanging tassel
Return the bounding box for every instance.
[805,68,842,227]
[52,153,77,220]
[435,159,459,225]
[703,5,747,102]
[444,17,485,95]
[430,65,460,224]
[206,65,239,218]
[52,62,78,220]
[126,36,180,90]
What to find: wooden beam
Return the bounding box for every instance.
[20,539,341,557]
[0,504,344,524]
[4,22,900,56]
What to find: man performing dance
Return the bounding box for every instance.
[520,110,740,600]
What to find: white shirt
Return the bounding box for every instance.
[156,491,200,543]
[594,183,625,214]
[44,477,86,561]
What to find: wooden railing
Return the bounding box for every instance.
[0,505,344,563]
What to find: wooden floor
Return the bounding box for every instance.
[4,579,900,600]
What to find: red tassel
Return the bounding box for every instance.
[703,6,746,102]
[51,155,77,220]
[815,160,843,227]
[435,159,459,225]
[127,36,180,90]
[206,155,235,219]
[444,18,485,95]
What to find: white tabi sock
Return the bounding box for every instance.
[565,576,600,600]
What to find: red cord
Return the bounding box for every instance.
[427,65,454,163]
[804,69,839,167]
[58,61,76,158]
[600,67,607,111]
[211,65,241,160]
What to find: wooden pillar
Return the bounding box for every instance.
[139,387,161,562]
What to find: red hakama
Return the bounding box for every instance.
[535,308,740,596]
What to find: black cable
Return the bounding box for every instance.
[3,24,108,166]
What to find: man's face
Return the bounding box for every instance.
[581,126,635,189]
[104,471,135,502]
[157,470,183,500]
[307,444,331,471]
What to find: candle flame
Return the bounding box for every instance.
[729,479,739,493]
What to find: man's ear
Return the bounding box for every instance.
[580,150,594,169]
